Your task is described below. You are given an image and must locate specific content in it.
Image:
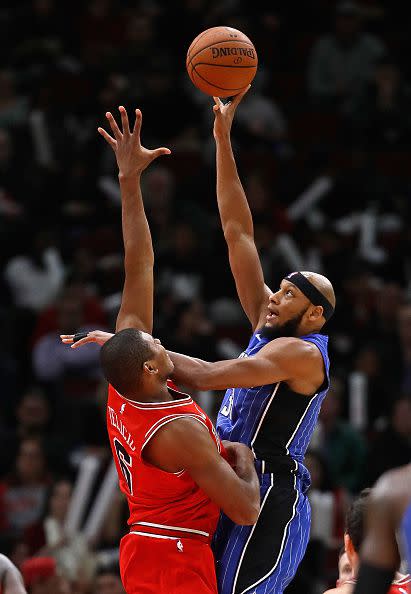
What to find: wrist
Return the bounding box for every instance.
[118,171,143,181]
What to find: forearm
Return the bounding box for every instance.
[119,173,154,269]
[168,351,210,390]
[215,135,254,238]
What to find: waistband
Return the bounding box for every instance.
[129,522,211,544]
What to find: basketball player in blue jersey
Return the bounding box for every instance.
[353,462,411,594]
[166,88,336,594]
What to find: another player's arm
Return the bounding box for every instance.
[98,107,170,334]
[353,469,405,594]
[0,554,27,594]
[213,89,271,331]
[144,418,260,525]
[169,337,322,392]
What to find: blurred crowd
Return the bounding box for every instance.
[1,1,411,593]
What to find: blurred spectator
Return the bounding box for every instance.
[25,479,96,584]
[316,377,367,493]
[398,304,411,394]
[307,1,386,115]
[349,56,411,149]
[0,70,29,129]
[21,556,71,594]
[92,561,125,594]
[31,284,106,388]
[4,229,65,313]
[0,437,52,538]
[365,396,411,486]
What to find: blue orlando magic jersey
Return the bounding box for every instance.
[216,331,330,480]
[402,500,411,573]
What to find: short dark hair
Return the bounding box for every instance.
[345,488,371,551]
[100,328,154,395]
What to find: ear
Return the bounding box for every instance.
[143,359,159,376]
[309,305,324,321]
[344,533,357,571]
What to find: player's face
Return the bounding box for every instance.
[142,332,174,377]
[263,280,310,337]
[337,551,352,586]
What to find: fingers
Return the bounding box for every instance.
[69,337,93,349]
[151,147,171,161]
[97,127,117,149]
[119,105,130,136]
[132,109,142,137]
[60,335,74,343]
[106,111,122,141]
[213,96,222,111]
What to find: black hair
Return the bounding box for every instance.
[345,488,371,551]
[100,328,154,396]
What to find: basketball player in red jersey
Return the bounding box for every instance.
[323,489,410,594]
[62,106,260,594]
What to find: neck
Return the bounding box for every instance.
[126,380,172,403]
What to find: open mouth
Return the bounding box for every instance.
[266,311,279,322]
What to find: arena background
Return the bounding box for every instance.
[0,1,410,593]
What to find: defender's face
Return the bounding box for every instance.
[141,332,175,376]
[266,280,310,329]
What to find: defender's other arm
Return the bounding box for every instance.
[144,417,260,525]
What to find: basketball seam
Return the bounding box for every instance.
[191,64,253,91]
[186,29,216,60]
[187,39,256,65]
[192,63,257,70]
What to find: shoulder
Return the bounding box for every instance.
[261,336,322,362]
[322,586,349,594]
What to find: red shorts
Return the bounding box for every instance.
[119,531,218,594]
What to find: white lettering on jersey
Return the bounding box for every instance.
[108,406,136,451]
[120,403,126,414]
[220,389,234,418]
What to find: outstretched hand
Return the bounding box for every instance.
[60,330,114,349]
[98,106,171,177]
[212,85,250,141]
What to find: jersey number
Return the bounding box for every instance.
[113,438,133,495]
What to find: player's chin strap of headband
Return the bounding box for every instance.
[285,272,334,321]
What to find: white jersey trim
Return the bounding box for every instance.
[141,414,210,475]
[250,382,281,447]
[128,531,179,540]
[114,388,192,409]
[135,521,209,537]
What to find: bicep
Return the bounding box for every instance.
[225,232,270,330]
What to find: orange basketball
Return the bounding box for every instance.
[186,26,258,98]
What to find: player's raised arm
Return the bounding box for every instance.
[212,88,271,331]
[143,417,260,525]
[98,107,170,333]
[169,336,323,394]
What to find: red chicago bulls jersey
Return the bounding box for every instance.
[106,381,224,543]
[345,573,410,593]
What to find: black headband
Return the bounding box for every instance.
[285,272,334,321]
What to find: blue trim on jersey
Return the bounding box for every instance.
[402,501,411,573]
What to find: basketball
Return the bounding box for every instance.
[186,26,258,98]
